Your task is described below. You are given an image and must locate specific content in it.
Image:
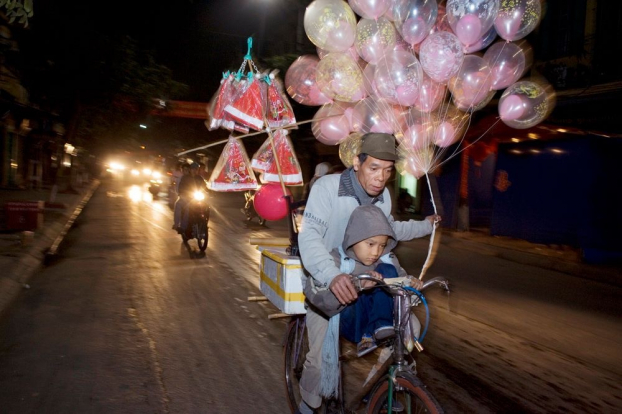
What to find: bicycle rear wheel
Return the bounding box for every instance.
[284,316,308,413]
[367,372,443,414]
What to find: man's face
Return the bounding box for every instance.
[182,167,190,175]
[353,156,394,197]
[352,235,389,266]
[190,168,198,176]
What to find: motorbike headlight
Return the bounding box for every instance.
[152,171,162,179]
[193,191,205,201]
[131,169,140,176]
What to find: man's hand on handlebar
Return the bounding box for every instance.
[329,273,358,305]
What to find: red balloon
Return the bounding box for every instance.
[253,184,292,221]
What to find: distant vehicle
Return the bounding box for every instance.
[180,190,210,258]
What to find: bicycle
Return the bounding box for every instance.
[241,190,266,226]
[284,274,450,414]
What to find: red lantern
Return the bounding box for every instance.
[253,183,292,221]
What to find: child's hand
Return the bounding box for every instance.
[407,276,424,290]
[360,270,383,288]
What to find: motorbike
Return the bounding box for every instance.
[181,190,210,254]
[148,171,164,197]
[242,190,265,226]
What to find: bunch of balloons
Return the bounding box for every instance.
[285,0,555,178]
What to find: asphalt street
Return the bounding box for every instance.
[0,178,620,413]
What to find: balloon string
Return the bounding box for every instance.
[418,172,439,281]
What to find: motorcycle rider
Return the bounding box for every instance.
[173,162,207,233]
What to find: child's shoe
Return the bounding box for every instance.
[373,325,395,342]
[357,334,378,357]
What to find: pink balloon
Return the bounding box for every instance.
[403,124,429,150]
[402,156,426,179]
[415,74,446,113]
[254,183,292,221]
[349,0,391,20]
[343,107,355,129]
[285,55,332,106]
[495,11,522,41]
[308,86,333,105]
[396,85,419,107]
[434,122,457,147]
[312,102,354,144]
[370,119,393,134]
[499,94,526,121]
[463,26,498,53]
[456,13,482,46]
[320,116,351,143]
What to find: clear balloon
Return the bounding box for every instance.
[396,145,436,178]
[348,0,391,20]
[392,0,438,47]
[374,50,423,106]
[362,63,379,98]
[339,132,364,168]
[304,0,357,52]
[448,55,493,110]
[285,55,332,106]
[453,88,495,112]
[316,53,366,102]
[355,17,397,64]
[498,79,556,129]
[412,3,453,54]
[420,31,464,84]
[415,72,447,113]
[398,108,434,151]
[317,45,359,61]
[483,40,530,90]
[351,97,400,134]
[463,25,497,53]
[446,0,500,46]
[312,102,355,145]
[432,105,470,146]
[494,0,541,41]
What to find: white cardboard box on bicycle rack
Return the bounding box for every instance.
[259,248,306,315]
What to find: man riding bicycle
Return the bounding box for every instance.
[296,132,439,414]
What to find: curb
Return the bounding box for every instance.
[0,180,100,318]
[44,180,100,263]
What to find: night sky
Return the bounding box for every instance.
[28,0,297,101]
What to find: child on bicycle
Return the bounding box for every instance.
[332,204,424,356]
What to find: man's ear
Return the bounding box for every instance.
[352,156,360,172]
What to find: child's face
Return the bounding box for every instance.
[352,235,389,266]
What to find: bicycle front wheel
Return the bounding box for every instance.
[367,372,443,414]
[197,220,208,251]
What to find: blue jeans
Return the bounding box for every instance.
[339,263,397,343]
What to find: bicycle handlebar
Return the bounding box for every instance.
[352,274,450,295]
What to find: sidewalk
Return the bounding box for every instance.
[440,228,621,287]
[0,180,100,317]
